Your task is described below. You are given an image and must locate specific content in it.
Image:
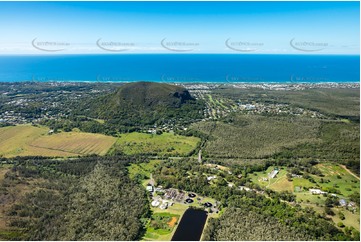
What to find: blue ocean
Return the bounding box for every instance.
[0,54,359,83]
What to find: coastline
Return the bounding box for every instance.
[0,80,359,86]
[1,81,359,93]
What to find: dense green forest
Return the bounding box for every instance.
[203,205,359,241]
[191,114,359,174]
[0,156,150,240]
[192,115,321,158]
[275,121,360,174]
[203,208,312,241]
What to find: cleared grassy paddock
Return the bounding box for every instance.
[251,163,360,232]
[0,125,72,157]
[315,163,360,197]
[128,160,161,180]
[252,163,359,197]
[30,131,116,156]
[110,132,200,156]
[143,212,180,241]
[0,125,116,157]
[251,167,293,191]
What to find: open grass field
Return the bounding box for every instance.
[128,160,161,180]
[29,131,116,156]
[152,203,188,216]
[314,163,360,197]
[299,203,359,232]
[292,177,315,190]
[297,198,360,232]
[251,163,360,232]
[251,167,293,192]
[110,132,200,156]
[144,203,188,241]
[331,207,360,231]
[0,125,72,157]
[143,212,180,241]
[269,175,294,192]
[0,125,116,157]
[295,192,327,205]
[0,125,46,156]
[252,163,359,198]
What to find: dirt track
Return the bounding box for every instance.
[341,165,360,181]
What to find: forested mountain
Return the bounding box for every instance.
[81,81,205,127]
[103,81,195,109]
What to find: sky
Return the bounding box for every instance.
[0,1,359,54]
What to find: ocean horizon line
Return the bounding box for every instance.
[1,80,359,85]
[0,53,360,57]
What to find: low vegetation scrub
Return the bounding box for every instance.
[192,115,320,158]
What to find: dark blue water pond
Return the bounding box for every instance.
[171,208,208,241]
